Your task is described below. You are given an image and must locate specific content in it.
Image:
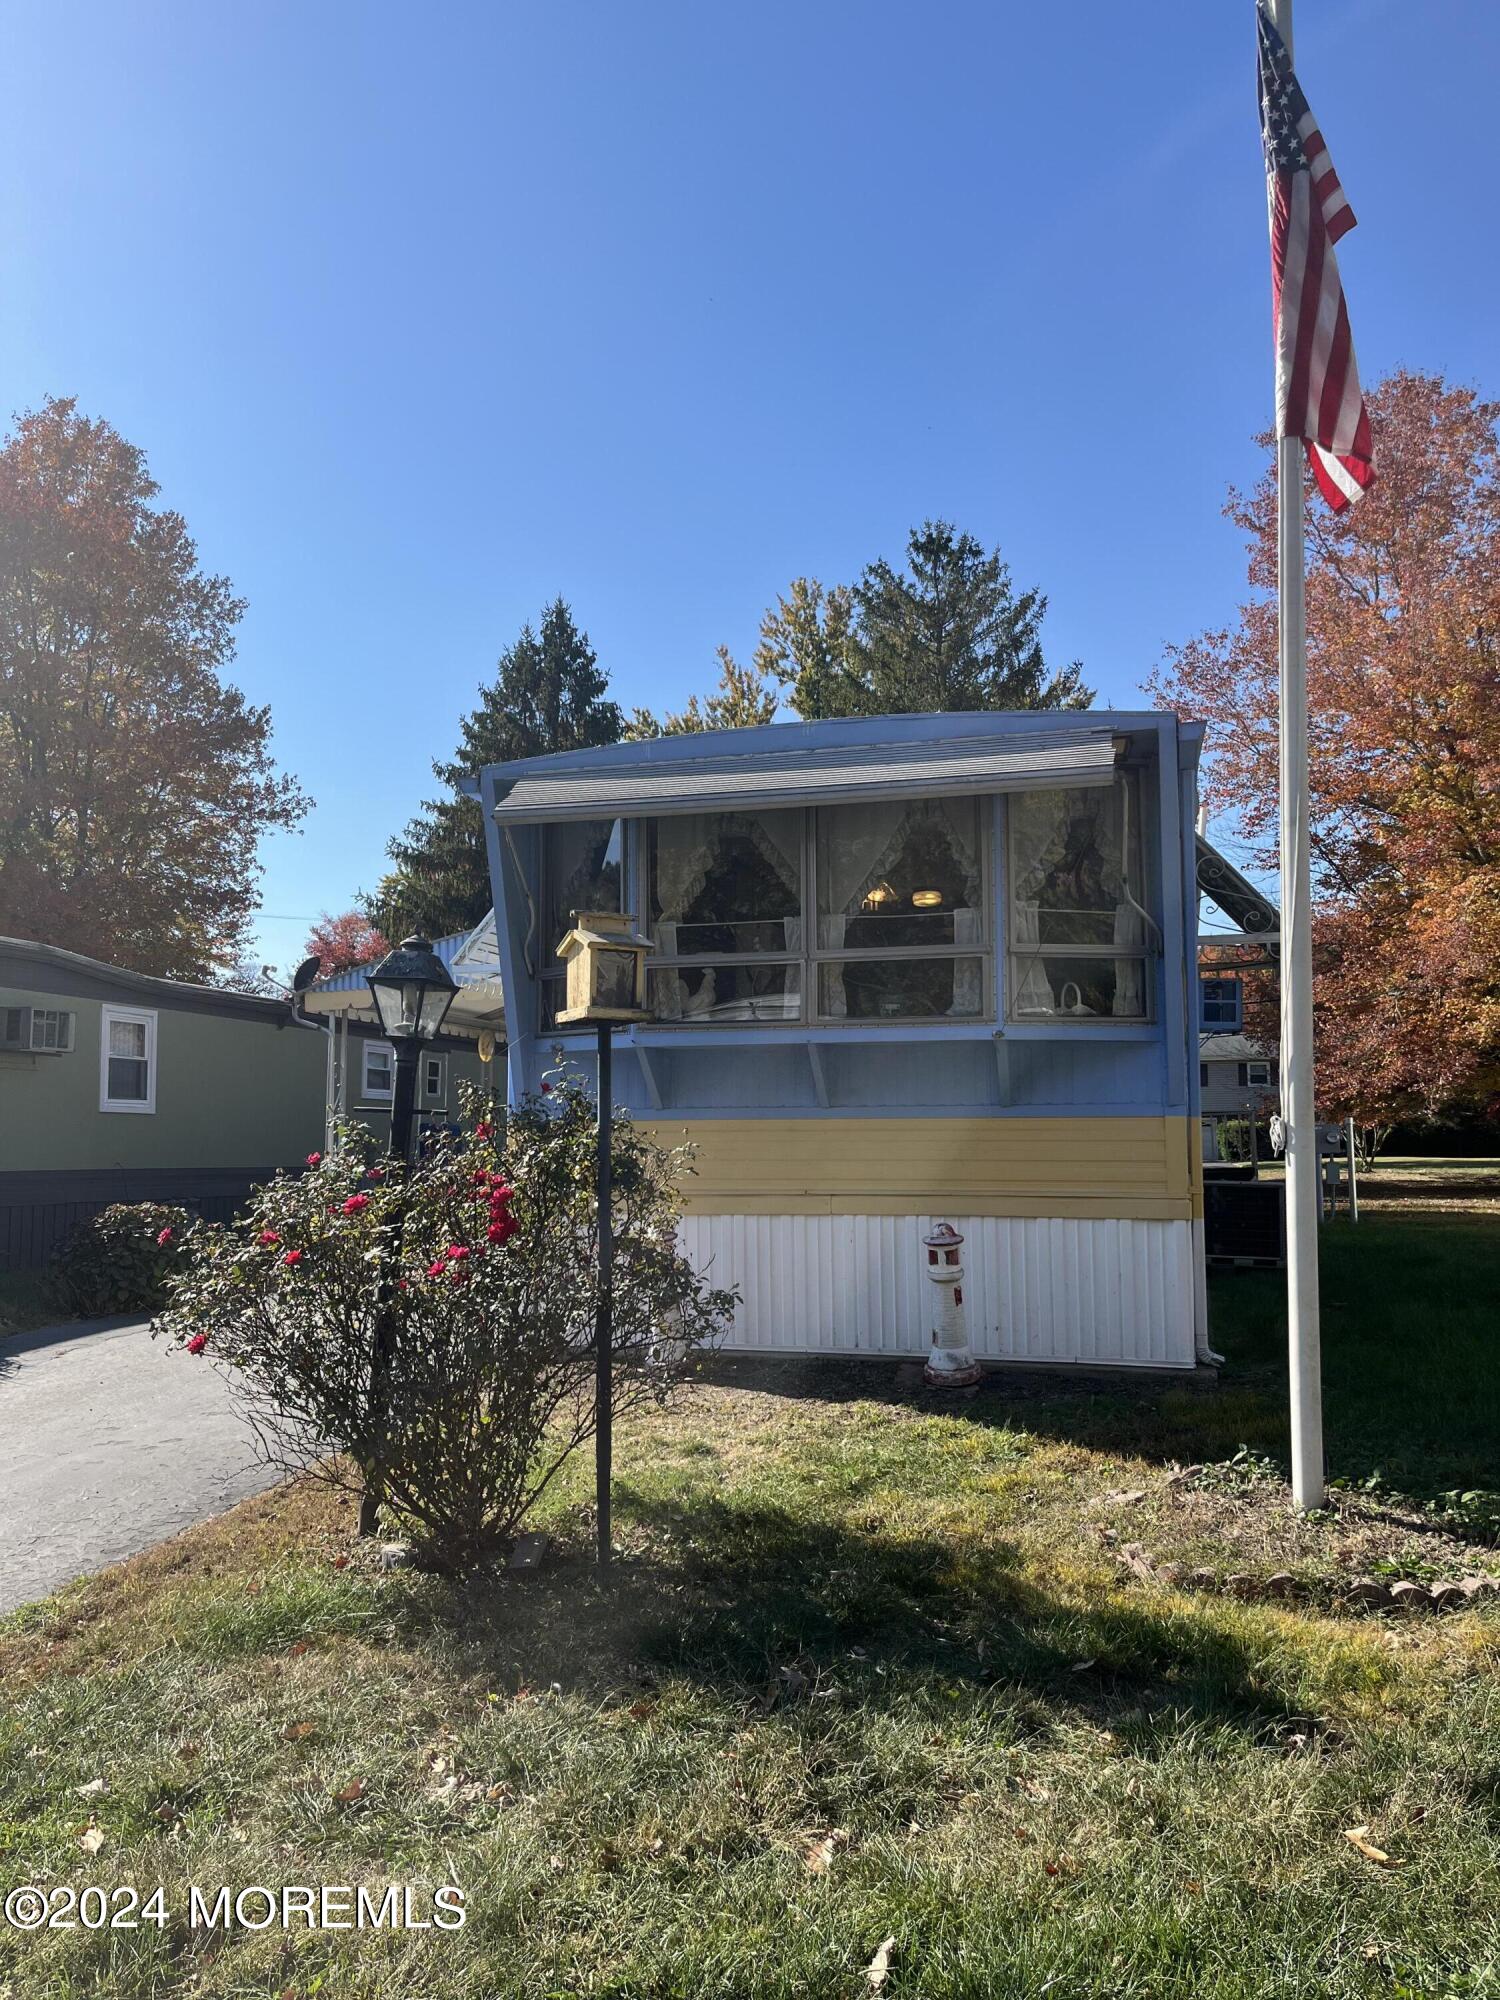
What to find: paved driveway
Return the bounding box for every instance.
[0,1318,279,1616]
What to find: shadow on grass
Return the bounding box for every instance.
[407,1486,1337,1756]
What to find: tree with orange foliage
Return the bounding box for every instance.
[304,910,389,979]
[0,398,308,978]
[1152,371,1500,1131]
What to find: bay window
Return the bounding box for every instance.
[536,778,1153,1030]
[1006,780,1152,1021]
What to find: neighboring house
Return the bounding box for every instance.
[464,708,1215,1371]
[300,922,505,1148]
[1195,968,1279,1161]
[0,937,328,1268]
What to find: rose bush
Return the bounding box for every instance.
[50,1202,193,1316]
[154,1077,735,1571]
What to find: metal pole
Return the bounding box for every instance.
[358,1040,421,1536]
[1271,0,1324,1512]
[1346,1114,1359,1222]
[595,1021,614,1571]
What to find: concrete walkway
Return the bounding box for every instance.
[0,1317,279,1616]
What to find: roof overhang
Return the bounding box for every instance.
[488,729,1123,824]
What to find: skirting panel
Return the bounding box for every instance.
[678,1213,1197,1370]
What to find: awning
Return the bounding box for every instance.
[490,729,1122,824]
[300,918,506,1040]
[1195,835,1279,936]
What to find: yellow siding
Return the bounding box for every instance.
[647,1117,1199,1222]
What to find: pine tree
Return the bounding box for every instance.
[848,521,1091,714]
[372,599,622,939]
[626,645,781,739]
[753,580,862,719]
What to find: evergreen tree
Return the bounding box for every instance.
[372,599,621,939]
[847,521,1091,714]
[626,645,780,739]
[753,579,862,719]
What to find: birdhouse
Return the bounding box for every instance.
[555,910,653,1024]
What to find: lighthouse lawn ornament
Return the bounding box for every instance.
[923,1222,981,1388]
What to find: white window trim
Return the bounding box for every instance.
[361,1039,395,1103]
[99,1004,157,1114]
[422,1052,447,1104]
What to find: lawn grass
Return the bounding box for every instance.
[0,1268,57,1337]
[1,1214,1497,1998]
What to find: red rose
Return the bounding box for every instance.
[426,1260,447,1279]
[448,1265,468,1285]
[540,1081,553,1095]
[186,1332,208,1355]
[486,1216,517,1246]
[283,1250,303,1267]
[475,1120,494,1139]
[156,1227,174,1247]
[365,1168,384,1181]
[446,1243,470,1261]
[306,1152,322,1167]
[341,1194,370,1215]
[257,1230,280,1248]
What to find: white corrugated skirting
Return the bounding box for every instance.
[678,1214,1197,1370]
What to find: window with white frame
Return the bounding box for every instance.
[1240,1060,1271,1088]
[539,818,626,1028]
[361,1040,394,1101]
[1006,780,1151,1021]
[100,1006,156,1112]
[422,1053,446,1104]
[646,808,804,1023]
[814,796,986,1020]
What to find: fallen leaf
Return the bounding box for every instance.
[80,1825,105,1855]
[283,1721,315,1741]
[627,1699,657,1722]
[1043,1859,1060,1877]
[865,1935,897,1991]
[154,1802,178,1825]
[177,1741,199,1760]
[333,1554,350,1570]
[1069,1659,1097,1674]
[288,1640,309,1658]
[333,1778,366,1804]
[244,1582,262,1597]
[1344,1825,1404,1868]
[804,1833,837,1875]
[74,1776,108,1798]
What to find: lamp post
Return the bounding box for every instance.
[357,935,459,1535]
[554,911,654,1572]
[365,935,460,1161]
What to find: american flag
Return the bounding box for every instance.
[1257,3,1374,510]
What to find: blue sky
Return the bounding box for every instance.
[4,0,1495,969]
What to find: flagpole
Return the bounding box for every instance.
[1270,0,1324,1511]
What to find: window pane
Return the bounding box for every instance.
[108,1055,149,1100]
[817,797,983,950]
[649,811,801,956]
[819,957,985,1020]
[1009,784,1141,948]
[1010,955,1147,1020]
[544,819,625,962]
[365,1049,392,1093]
[109,1018,147,1059]
[649,962,801,1022]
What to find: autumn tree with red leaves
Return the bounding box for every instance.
[304,910,389,979]
[1152,371,1500,1130]
[0,398,308,979]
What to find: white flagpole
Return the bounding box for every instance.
[1270,0,1324,1510]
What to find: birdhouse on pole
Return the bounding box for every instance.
[555,911,653,1025]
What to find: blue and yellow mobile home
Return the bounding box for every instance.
[467,708,1209,1369]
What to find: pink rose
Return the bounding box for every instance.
[426,1260,446,1279]
[306,1152,322,1167]
[156,1226,174,1247]
[186,1333,208,1355]
[446,1243,470,1261]
[257,1229,280,1248]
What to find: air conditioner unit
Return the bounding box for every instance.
[1,1005,76,1053]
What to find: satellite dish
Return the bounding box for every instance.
[291,956,322,994]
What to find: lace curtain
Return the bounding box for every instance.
[1009,786,1146,1018]
[651,811,801,933]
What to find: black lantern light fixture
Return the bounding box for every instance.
[365,935,458,1161]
